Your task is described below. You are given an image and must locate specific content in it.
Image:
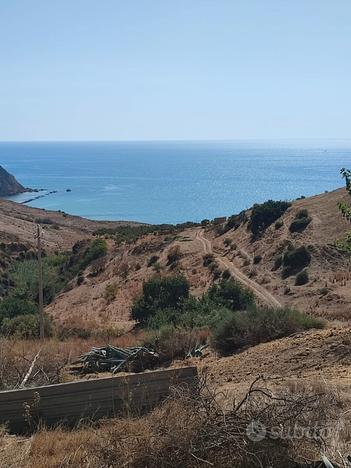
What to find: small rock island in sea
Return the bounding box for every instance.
[0,165,30,197]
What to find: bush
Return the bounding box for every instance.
[289,209,311,233]
[81,239,107,270]
[104,283,118,303]
[212,307,324,355]
[153,262,162,273]
[0,296,37,322]
[282,246,311,278]
[7,253,69,305]
[212,267,221,280]
[131,275,190,325]
[250,200,291,236]
[223,238,232,247]
[143,326,209,363]
[1,313,53,338]
[296,209,309,219]
[272,255,282,271]
[222,269,231,280]
[207,278,254,311]
[224,211,248,232]
[203,254,214,267]
[295,269,309,286]
[167,246,181,265]
[275,219,284,230]
[147,255,159,267]
[289,216,311,233]
[253,254,262,264]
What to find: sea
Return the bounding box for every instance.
[0,140,350,224]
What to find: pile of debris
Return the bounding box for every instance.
[72,345,159,375]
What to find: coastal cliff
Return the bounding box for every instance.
[0,165,27,196]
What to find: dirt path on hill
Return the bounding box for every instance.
[195,229,282,308]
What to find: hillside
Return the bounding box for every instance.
[1,187,350,333]
[37,187,350,332]
[0,198,141,250]
[0,165,27,196]
[1,187,350,466]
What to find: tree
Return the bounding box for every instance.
[207,278,254,311]
[131,275,190,325]
[249,200,291,236]
[338,168,351,222]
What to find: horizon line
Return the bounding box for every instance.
[1,137,351,144]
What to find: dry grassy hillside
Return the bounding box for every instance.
[209,188,351,320]
[45,187,351,332]
[1,187,350,333]
[0,198,139,250]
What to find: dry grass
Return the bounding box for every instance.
[0,332,144,390]
[1,375,349,468]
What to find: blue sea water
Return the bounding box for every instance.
[0,141,350,224]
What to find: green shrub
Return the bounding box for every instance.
[81,239,107,270]
[335,232,351,252]
[341,167,351,194]
[289,210,311,233]
[35,217,54,225]
[143,326,209,363]
[77,275,84,286]
[250,200,291,236]
[222,269,231,280]
[131,275,190,325]
[296,209,309,219]
[1,313,53,338]
[203,254,214,267]
[272,255,282,271]
[223,238,232,247]
[147,255,159,267]
[224,211,248,232]
[289,217,311,233]
[275,219,284,230]
[0,296,37,322]
[253,255,262,264]
[167,246,181,265]
[207,278,254,311]
[295,269,309,286]
[212,307,324,355]
[212,268,221,280]
[104,283,118,303]
[7,254,69,305]
[282,246,311,278]
[153,262,162,273]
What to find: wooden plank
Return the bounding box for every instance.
[0,367,197,433]
[0,366,195,401]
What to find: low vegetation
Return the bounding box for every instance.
[4,377,344,468]
[212,306,323,355]
[295,269,309,286]
[335,232,351,252]
[282,245,311,278]
[0,239,108,338]
[93,222,199,245]
[221,210,248,234]
[338,168,351,221]
[131,275,190,326]
[131,275,322,361]
[249,200,291,236]
[289,209,312,233]
[147,255,159,267]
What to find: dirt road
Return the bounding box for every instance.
[195,229,282,308]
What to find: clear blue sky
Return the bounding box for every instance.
[0,0,350,141]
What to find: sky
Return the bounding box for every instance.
[0,0,350,141]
